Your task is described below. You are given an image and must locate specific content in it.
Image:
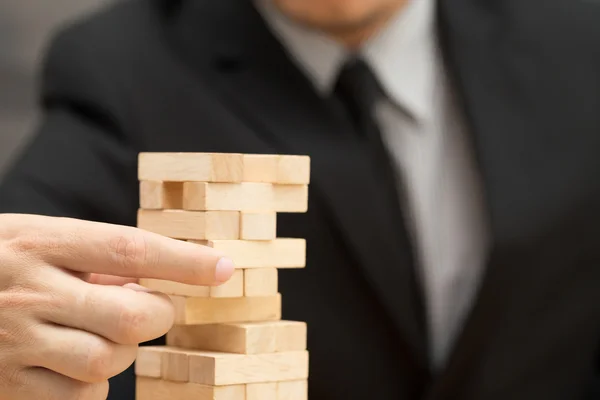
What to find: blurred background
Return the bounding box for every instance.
[0,0,112,178]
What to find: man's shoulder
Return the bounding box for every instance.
[38,0,189,138]
[47,0,169,67]
[40,0,190,120]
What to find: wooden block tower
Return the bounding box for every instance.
[134,153,310,400]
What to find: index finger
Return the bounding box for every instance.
[7,215,235,285]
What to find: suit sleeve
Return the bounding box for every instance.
[0,27,140,226]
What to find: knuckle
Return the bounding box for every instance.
[0,326,15,347]
[39,289,66,315]
[5,233,52,256]
[0,323,27,350]
[72,381,110,400]
[116,304,149,344]
[0,248,43,294]
[0,290,43,313]
[0,309,37,363]
[5,235,37,254]
[84,341,116,382]
[108,234,153,272]
[0,365,23,392]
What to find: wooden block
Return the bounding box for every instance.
[139,271,245,298]
[209,269,244,298]
[242,154,278,183]
[275,321,307,352]
[240,212,276,240]
[139,278,210,297]
[136,377,245,400]
[135,347,169,378]
[247,383,278,400]
[138,153,244,182]
[276,156,310,185]
[271,184,309,213]
[170,294,282,325]
[188,350,309,386]
[167,320,303,354]
[167,322,276,354]
[242,154,311,184]
[161,348,190,382]
[139,181,183,209]
[182,182,308,212]
[137,209,240,240]
[244,268,278,296]
[278,380,308,400]
[189,239,306,269]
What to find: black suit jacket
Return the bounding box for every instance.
[1,0,600,399]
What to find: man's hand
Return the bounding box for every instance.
[0,214,234,400]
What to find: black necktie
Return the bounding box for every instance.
[333,58,408,210]
[333,57,413,237]
[332,57,425,337]
[333,58,385,139]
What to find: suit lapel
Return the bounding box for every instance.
[167,0,429,371]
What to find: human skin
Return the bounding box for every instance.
[272,0,410,48]
[0,214,234,399]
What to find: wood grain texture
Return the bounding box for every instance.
[240,211,277,240]
[189,239,306,268]
[139,272,245,298]
[135,347,170,378]
[242,154,310,184]
[136,348,308,386]
[246,382,277,400]
[138,278,211,297]
[170,294,282,325]
[244,268,278,296]
[139,181,183,209]
[182,182,308,212]
[135,377,245,400]
[137,209,240,240]
[161,348,190,382]
[275,156,310,185]
[166,320,305,354]
[188,350,309,386]
[138,153,244,182]
[136,152,311,397]
[167,322,275,354]
[242,154,278,183]
[278,380,308,400]
[274,321,307,352]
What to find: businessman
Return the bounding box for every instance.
[1,0,599,399]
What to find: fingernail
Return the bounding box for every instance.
[215,257,235,282]
[124,283,154,292]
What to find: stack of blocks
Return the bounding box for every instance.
[134,153,310,400]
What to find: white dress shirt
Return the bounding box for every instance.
[255,0,491,369]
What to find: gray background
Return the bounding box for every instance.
[0,0,111,177]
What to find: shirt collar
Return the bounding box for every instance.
[254,0,439,122]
